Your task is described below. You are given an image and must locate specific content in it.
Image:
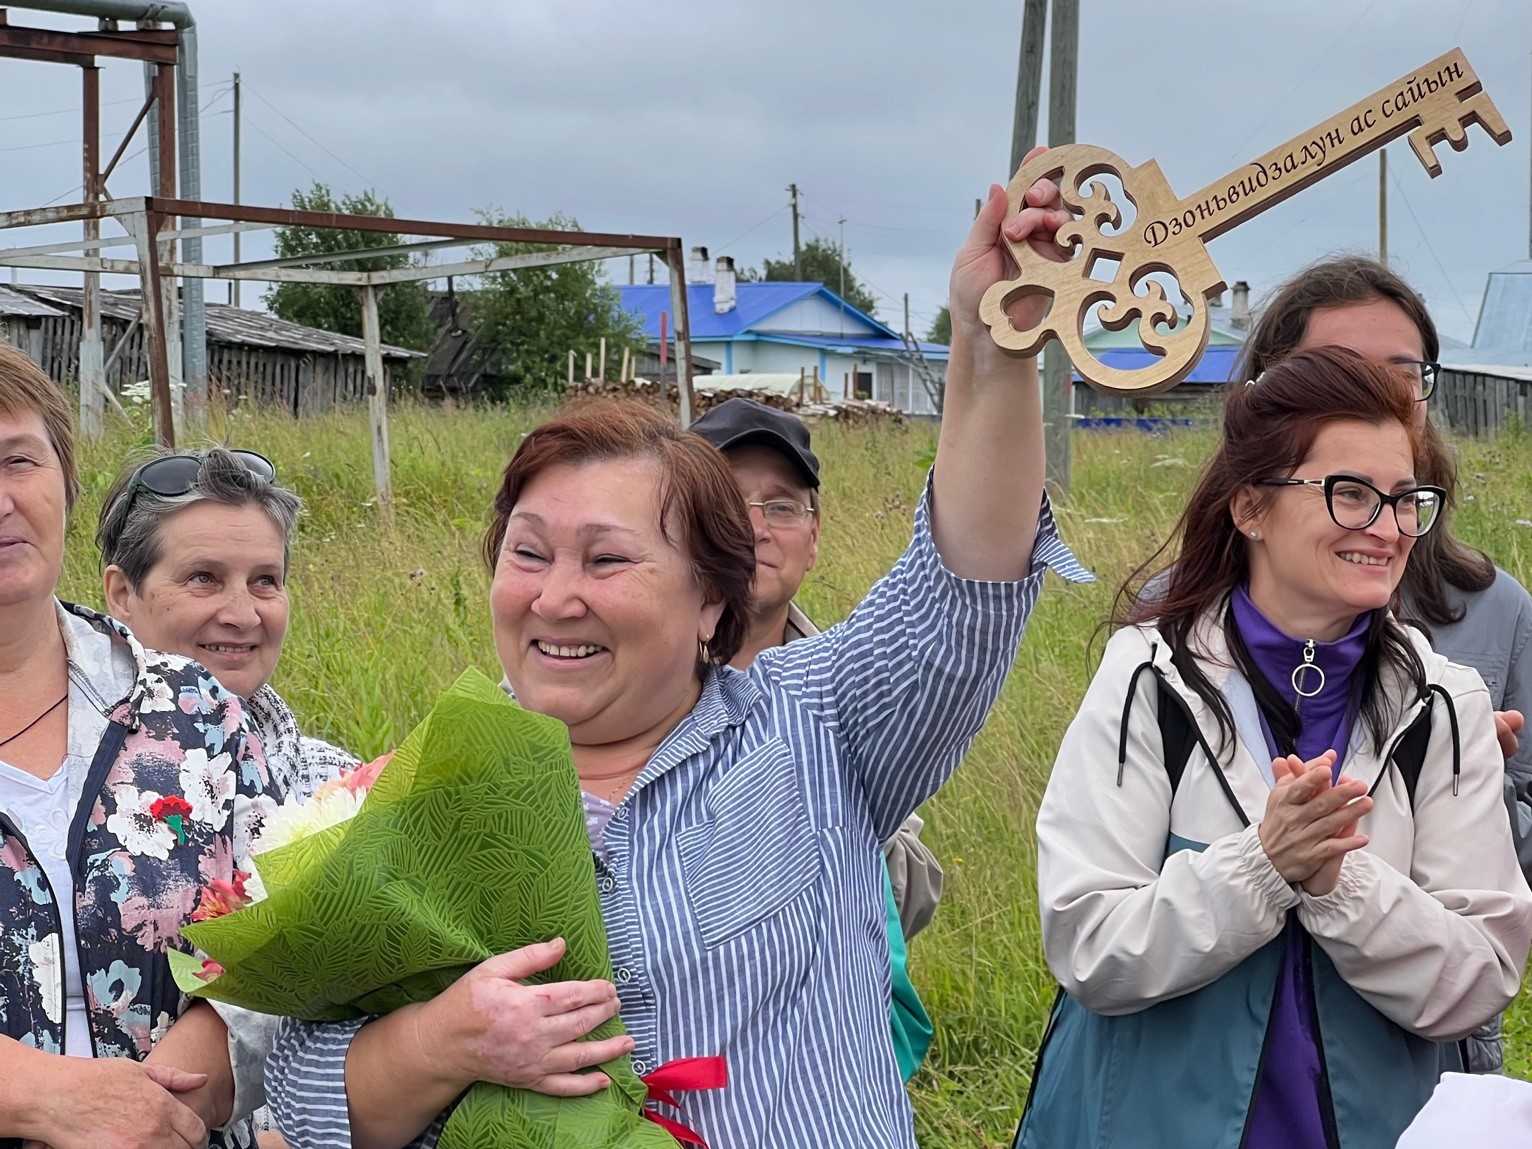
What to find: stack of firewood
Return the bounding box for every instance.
[564,377,904,427]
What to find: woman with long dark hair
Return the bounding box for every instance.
[1237,256,1532,1073]
[1016,347,1532,1149]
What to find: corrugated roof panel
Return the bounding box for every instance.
[12,286,422,358]
[0,285,64,318]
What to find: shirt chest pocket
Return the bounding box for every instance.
[673,740,822,950]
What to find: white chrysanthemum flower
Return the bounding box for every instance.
[252,785,367,856]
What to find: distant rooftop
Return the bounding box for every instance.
[1471,260,1532,353]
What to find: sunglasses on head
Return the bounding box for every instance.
[123,450,276,513]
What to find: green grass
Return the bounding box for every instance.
[54,401,1532,1149]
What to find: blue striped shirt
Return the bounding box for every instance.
[268,482,1087,1148]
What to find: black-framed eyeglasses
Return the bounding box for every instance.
[745,499,815,529]
[123,450,276,515]
[1256,474,1446,537]
[1392,359,1440,401]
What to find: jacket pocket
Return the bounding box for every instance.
[674,739,821,949]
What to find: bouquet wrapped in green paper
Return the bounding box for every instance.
[169,668,685,1148]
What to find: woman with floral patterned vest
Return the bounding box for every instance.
[0,343,273,1149]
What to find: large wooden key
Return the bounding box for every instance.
[982,48,1511,396]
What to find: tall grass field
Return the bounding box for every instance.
[55,400,1532,1149]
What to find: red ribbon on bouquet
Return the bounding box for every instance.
[640,1056,728,1147]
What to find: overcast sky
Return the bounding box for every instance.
[1,0,1527,343]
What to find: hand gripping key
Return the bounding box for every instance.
[982,48,1511,396]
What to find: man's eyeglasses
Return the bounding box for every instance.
[1256,474,1446,537]
[745,499,816,530]
[1392,359,1439,401]
[123,450,276,514]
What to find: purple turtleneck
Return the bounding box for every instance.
[1231,586,1372,1149]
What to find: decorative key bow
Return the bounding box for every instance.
[982,48,1511,396]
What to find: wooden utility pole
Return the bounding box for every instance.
[1040,0,1077,495]
[789,183,802,279]
[1011,0,1048,177]
[232,72,242,306]
[1378,147,1388,266]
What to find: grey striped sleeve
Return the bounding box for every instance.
[267,1017,449,1149]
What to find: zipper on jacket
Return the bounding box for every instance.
[1236,949,1285,1149]
[1303,931,1344,1149]
[0,813,68,1055]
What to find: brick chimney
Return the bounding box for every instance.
[714,256,737,314]
[1231,280,1251,330]
[688,245,712,285]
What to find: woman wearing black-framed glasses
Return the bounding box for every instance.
[1237,256,1532,1076]
[1018,346,1532,1149]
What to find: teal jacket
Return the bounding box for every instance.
[1016,837,1458,1149]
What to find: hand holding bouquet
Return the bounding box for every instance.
[170,669,707,1148]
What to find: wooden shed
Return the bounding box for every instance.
[4,285,423,417]
[0,284,66,365]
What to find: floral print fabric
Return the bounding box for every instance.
[0,601,272,1149]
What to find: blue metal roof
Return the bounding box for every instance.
[1074,345,1242,386]
[616,282,906,343]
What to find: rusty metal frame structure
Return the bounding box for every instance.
[0,9,181,437]
[0,195,696,502]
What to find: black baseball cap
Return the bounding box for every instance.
[691,398,820,490]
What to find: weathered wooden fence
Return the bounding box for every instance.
[1435,368,1532,438]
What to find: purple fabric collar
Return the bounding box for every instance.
[1231,586,1373,1148]
[1230,585,1372,764]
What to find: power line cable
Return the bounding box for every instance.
[1387,164,1475,327]
[0,95,144,123]
[242,82,377,189]
[717,205,788,253]
[1212,0,1383,173]
[242,111,326,183]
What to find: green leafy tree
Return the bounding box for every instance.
[926,306,951,345]
[760,237,879,317]
[263,183,436,363]
[469,209,642,397]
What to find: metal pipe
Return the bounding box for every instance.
[14,2,206,424]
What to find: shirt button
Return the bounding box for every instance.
[614,805,629,820]
[615,966,633,984]
[599,876,616,894]
[632,1058,650,1075]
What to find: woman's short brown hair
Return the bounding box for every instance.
[0,342,77,511]
[483,400,756,667]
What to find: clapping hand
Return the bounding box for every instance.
[1259,751,1372,897]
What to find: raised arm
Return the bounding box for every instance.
[931,153,1071,580]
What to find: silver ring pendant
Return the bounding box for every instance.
[1292,639,1325,699]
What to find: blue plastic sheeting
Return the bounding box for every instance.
[1074,345,1242,385]
[1075,417,1204,433]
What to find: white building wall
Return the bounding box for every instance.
[752,295,882,337]
[707,337,947,414]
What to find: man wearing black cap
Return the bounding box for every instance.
[693,395,942,1083]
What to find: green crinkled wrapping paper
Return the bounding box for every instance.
[169,668,676,1149]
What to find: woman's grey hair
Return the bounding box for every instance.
[95,447,303,589]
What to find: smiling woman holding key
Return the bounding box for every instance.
[1016,347,1532,1149]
